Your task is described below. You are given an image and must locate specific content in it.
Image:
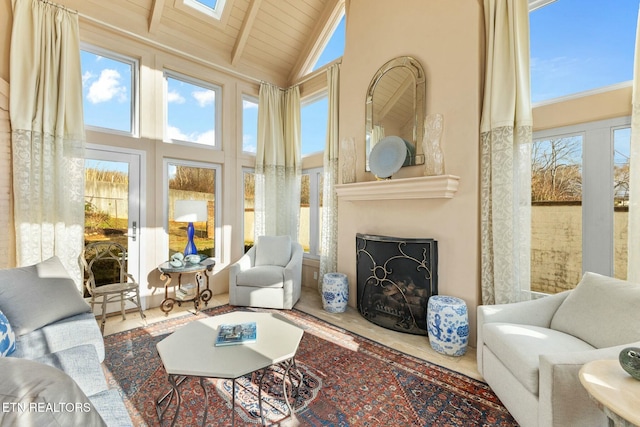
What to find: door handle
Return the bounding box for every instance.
[126,221,137,242]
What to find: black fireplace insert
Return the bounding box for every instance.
[356,233,438,335]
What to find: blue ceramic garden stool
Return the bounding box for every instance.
[427,295,469,356]
[322,273,349,313]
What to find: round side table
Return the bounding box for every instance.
[427,295,469,356]
[322,273,349,313]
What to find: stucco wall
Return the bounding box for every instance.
[338,0,483,343]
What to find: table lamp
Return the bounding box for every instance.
[174,200,208,256]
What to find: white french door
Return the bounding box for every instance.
[84,145,142,313]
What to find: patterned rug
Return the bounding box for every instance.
[103,305,517,426]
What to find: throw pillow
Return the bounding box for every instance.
[255,235,292,267]
[0,309,16,356]
[0,357,106,426]
[550,272,640,348]
[0,256,91,336]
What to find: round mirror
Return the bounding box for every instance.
[365,56,426,172]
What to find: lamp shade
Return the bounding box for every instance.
[174,200,208,222]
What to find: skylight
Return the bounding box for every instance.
[182,0,227,21]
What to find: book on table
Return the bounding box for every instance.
[215,322,257,346]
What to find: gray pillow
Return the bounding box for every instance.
[0,256,91,336]
[550,272,640,348]
[255,235,292,267]
[0,357,106,426]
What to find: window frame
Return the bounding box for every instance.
[162,158,222,261]
[80,43,139,137]
[532,116,630,281]
[173,0,231,26]
[163,69,222,150]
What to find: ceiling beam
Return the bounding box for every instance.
[288,0,344,85]
[231,0,263,66]
[148,0,166,33]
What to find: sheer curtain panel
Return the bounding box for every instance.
[10,0,85,287]
[318,64,340,292]
[480,0,532,304]
[628,8,640,283]
[254,83,301,240]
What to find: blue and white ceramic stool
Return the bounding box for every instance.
[322,273,349,313]
[427,295,469,356]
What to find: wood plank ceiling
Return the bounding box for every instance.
[59,0,344,87]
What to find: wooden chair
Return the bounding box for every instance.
[80,241,146,334]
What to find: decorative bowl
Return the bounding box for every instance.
[185,254,203,264]
[619,347,640,380]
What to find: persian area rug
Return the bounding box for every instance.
[103,305,517,426]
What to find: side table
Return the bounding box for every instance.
[158,258,215,314]
[427,295,469,356]
[579,359,640,427]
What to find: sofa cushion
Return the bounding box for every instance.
[0,309,16,356]
[550,272,640,348]
[255,235,291,267]
[482,323,594,395]
[236,266,285,288]
[89,389,133,427]
[0,356,106,426]
[33,344,108,397]
[0,256,91,336]
[12,312,105,362]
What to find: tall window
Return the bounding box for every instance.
[312,14,345,71]
[81,46,137,134]
[300,167,323,257]
[530,1,636,103]
[531,117,630,294]
[164,71,221,148]
[165,160,220,259]
[242,95,258,153]
[301,93,327,156]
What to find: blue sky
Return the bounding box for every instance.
[82,3,639,158]
[530,0,638,103]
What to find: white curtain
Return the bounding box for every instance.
[254,83,301,240]
[318,64,340,291]
[628,7,640,283]
[10,0,85,287]
[480,0,532,304]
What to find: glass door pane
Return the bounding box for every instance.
[84,149,141,310]
[613,127,630,280]
[531,135,583,294]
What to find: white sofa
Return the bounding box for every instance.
[477,272,640,427]
[228,235,302,309]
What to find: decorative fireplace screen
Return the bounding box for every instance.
[356,233,438,335]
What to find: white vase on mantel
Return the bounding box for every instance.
[422,113,445,176]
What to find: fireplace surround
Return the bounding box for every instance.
[356,233,438,335]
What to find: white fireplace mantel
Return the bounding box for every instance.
[335,174,460,201]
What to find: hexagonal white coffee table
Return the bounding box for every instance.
[155,311,304,426]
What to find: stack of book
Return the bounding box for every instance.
[175,283,196,300]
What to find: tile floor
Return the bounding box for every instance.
[102,287,482,381]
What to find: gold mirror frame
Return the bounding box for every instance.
[365,56,426,171]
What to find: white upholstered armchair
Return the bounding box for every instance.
[228,235,303,309]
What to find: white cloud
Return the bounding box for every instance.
[193,90,215,107]
[167,125,188,141]
[82,71,94,87]
[167,90,185,104]
[195,129,216,146]
[243,135,256,153]
[167,125,215,146]
[86,69,126,104]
